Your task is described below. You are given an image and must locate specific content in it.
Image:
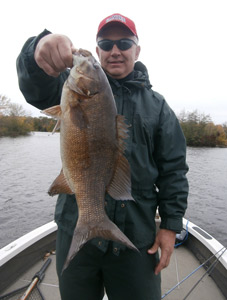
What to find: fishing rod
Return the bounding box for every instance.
[19,258,52,300]
[161,246,226,299]
[0,258,52,300]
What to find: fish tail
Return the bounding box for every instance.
[62,216,139,274]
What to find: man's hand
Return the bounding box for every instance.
[34,34,77,77]
[147,229,176,275]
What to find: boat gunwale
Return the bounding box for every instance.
[0,221,57,267]
[182,218,227,269]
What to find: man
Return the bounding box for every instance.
[17,13,188,300]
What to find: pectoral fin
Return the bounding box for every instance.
[52,119,61,134]
[48,169,74,196]
[42,105,62,134]
[42,105,62,119]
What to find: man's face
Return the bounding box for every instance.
[96,25,141,79]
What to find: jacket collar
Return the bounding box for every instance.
[105,61,152,90]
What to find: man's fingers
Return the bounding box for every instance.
[35,54,60,77]
[148,245,171,275]
[147,229,176,275]
[50,50,68,72]
[147,242,159,255]
[154,249,171,275]
[57,43,75,68]
[34,34,74,76]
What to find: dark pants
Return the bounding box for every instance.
[56,228,161,300]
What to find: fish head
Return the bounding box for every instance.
[62,49,110,129]
[66,49,105,102]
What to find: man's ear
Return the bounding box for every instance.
[135,45,141,61]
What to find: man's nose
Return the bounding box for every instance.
[110,44,121,55]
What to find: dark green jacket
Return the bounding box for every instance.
[16,30,189,254]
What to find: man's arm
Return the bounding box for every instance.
[148,99,189,274]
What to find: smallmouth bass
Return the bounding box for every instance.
[43,49,138,272]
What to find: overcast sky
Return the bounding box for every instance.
[1,0,226,124]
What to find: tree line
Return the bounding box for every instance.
[178,110,227,147]
[0,95,56,137]
[1,95,227,147]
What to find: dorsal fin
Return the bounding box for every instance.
[106,115,134,201]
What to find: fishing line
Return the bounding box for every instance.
[161,246,226,299]
[182,247,226,300]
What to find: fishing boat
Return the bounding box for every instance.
[0,218,226,300]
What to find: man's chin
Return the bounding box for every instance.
[106,69,126,79]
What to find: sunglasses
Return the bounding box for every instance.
[98,38,137,51]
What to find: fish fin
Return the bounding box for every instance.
[52,119,61,134]
[116,114,130,152]
[70,104,89,129]
[48,169,74,196]
[62,215,139,273]
[107,115,134,201]
[107,153,134,200]
[42,105,62,119]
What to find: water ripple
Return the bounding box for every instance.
[0,133,226,248]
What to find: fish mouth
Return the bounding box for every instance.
[68,53,100,97]
[67,77,87,96]
[67,73,99,97]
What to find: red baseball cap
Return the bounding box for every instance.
[97,13,138,38]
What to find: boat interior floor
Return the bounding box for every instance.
[1,245,225,300]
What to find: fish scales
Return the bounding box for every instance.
[43,49,138,273]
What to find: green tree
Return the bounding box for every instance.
[178,110,227,147]
[0,95,31,137]
[0,116,31,137]
[222,122,227,139]
[32,117,57,132]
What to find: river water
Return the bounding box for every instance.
[0,132,226,248]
